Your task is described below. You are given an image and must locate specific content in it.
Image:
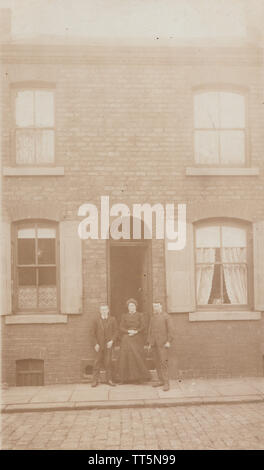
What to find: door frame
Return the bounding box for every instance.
[107,239,153,315]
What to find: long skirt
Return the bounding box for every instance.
[118,333,150,383]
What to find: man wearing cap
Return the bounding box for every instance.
[90,304,118,387]
[147,302,174,391]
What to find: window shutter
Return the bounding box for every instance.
[253,221,264,311]
[60,221,82,314]
[1,222,12,315]
[165,222,195,313]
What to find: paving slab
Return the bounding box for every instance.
[1,394,35,405]
[110,384,152,391]
[1,388,38,397]
[250,383,264,394]
[33,384,76,391]
[193,378,252,386]
[109,389,157,400]
[30,390,73,403]
[157,388,190,398]
[74,384,95,391]
[177,384,221,397]
[70,389,109,402]
[209,383,259,396]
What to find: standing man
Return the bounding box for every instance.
[148,302,174,391]
[90,304,118,387]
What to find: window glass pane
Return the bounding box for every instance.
[18,267,36,286]
[219,93,245,128]
[18,287,37,309]
[195,131,219,164]
[35,130,54,163]
[39,287,57,308]
[38,267,56,285]
[196,226,220,248]
[35,91,54,127]
[223,273,231,304]
[16,130,35,164]
[18,228,36,265]
[37,228,56,239]
[223,264,247,304]
[18,239,35,265]
[194,92,219,128]
[15,91,34,127]
[220,131,245,165]
[215,247,221,262]
[222,226,247,247]
[38,239,56,264]
[208,264,221,304]
[18,228,35,238]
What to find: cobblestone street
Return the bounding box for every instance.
[1,402,264,450]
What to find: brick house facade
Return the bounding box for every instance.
[1,32,264,385]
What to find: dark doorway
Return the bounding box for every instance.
[108,216,152,336]
[110,244,151,319]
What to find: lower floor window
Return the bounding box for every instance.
[195,224,248,306]
[15,222,58,311]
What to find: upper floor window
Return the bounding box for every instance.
[14,89,55,164]
[14,221,58,312]
[195,222,249,307]
[194,91,246,166]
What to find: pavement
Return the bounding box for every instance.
[1,377,264,413]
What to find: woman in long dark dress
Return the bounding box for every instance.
[118,298,150,384]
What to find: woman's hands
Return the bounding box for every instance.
[128,329,138,336]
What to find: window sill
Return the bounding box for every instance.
[186,167,260,176]
[5,314,68,324]
[189,311,261,322]
[3,166,65,176]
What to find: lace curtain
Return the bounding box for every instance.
[196,248,216,305]
[196,246,247,305]
[222,247,247,304]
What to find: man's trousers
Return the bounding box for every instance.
[92,346,113,382]
[152,344,169,384]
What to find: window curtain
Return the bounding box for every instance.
[196,248,216,305]
[222,247,247,304]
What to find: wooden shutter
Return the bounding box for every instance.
[165,222,195,313]
[253,221,264,311]
[60,221,83,314]
[1,221,12,315]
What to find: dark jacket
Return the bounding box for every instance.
[119,311,146,335]
[147,313,174,347]
[90,314,118,348]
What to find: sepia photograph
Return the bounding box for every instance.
[0,0,264,453]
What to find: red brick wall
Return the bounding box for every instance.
[2,313,262,385]
[1,44,264,384]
